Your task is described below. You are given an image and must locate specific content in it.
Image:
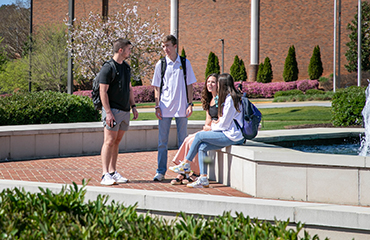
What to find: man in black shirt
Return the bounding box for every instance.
[99,38,138,185]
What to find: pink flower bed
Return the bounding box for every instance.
[73,79,319,103]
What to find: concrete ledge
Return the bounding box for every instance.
[210,128,370,206]
[1,180,369,239]
[0,121,205,161]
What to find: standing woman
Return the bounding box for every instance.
[171,73,244,188]
[169,73,219,185]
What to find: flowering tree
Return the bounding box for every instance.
[66,2,163,86]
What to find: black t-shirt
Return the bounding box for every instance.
[99,59,131,111]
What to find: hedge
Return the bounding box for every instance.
[73,79,319,103]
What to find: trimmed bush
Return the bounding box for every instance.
[331,86,365,126]
[319,76,329,83]
[230,55,247,82]
[230,55,241,81]
[0,181,324,239]
[283,45,299,82]
[274,89,304,97]
[205,51,220,79]
[305,89,325,95]
[308,45,323,80]
[0,91,99,125]
[257,57,273,83]
[181,47,187,58]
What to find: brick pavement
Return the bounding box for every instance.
[0,150,251,198]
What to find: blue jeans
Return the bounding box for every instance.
[185,131,244,175]
[157,117,188,175]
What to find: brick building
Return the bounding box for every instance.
[33,0,367,84]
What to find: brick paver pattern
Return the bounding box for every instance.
[0,150,251,198]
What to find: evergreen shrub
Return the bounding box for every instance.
[257,57,273,83]
[274,89,304,97]
[0,91,99,125]
[331,86,365,126]
[308,45,323,80]
[230,55,247,82]
[0,181,324,239]
[205,52,220,79]
[283,45,299,82]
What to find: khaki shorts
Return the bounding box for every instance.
[102,107,130,131]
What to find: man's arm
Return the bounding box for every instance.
[186,84,193,118]
[100,83,115,127]
[154,86,162,120]
[129,83,138,120]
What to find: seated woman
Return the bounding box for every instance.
[169,73,218,185]
[171,73,244,188]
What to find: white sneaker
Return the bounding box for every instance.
[153,173,164,182]
[112,171,128,183]
[187,176,209,188]
[100,173,116,186]
[169,161,191,174]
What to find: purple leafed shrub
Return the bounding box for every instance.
[193,82,204,101]
[132,85,155,103]
[73,90,92,98]
[73,79,319,103]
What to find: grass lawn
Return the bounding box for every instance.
[131,106,332,130]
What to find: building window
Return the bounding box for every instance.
[102,0,108,20]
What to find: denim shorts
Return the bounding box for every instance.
[102,107,130,131]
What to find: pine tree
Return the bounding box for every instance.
[256,62,265,83]
[239,58,247,81]
[345,1,370,72]
[256,57,273,83]
[283,45,299,82]
[205,52,220,78]
[181,47,187,58]
[230,55,241,81]
[308,45,323,80]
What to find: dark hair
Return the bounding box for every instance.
[113,38,131,53]
[162,35,177,46]
[201,73,219,111]
[218,73,242,117]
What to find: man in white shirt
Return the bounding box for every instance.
[151,35,197,181]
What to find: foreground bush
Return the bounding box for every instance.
[0,91,100,125]
[331,86,366,126]
[0,181,324,239]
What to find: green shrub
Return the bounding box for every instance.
[0,91,100,125]
[308,45,323,80]
[331,86,365,126]
[181,47,187,58]
[305,89,324,95]
[319,76,329,82]
[274,89,304,97]
[230,55,241,81]
[205,51,220,79]
[0,181,323,239]
[257,57,273,83]
[283,45,299,82]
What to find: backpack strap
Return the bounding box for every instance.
[160,56,189,103]
[160,57,166,98]
[180,56,188,103]
[106,59,121,91]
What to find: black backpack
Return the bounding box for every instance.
[234,94,262,141]
[91,59,118,110]
[160,56,188,102]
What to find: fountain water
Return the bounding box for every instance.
[359,80,370,156]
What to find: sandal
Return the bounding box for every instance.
[187,173,200,183]
[170,173,187,185]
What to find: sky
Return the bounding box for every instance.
[0,0,15,6]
